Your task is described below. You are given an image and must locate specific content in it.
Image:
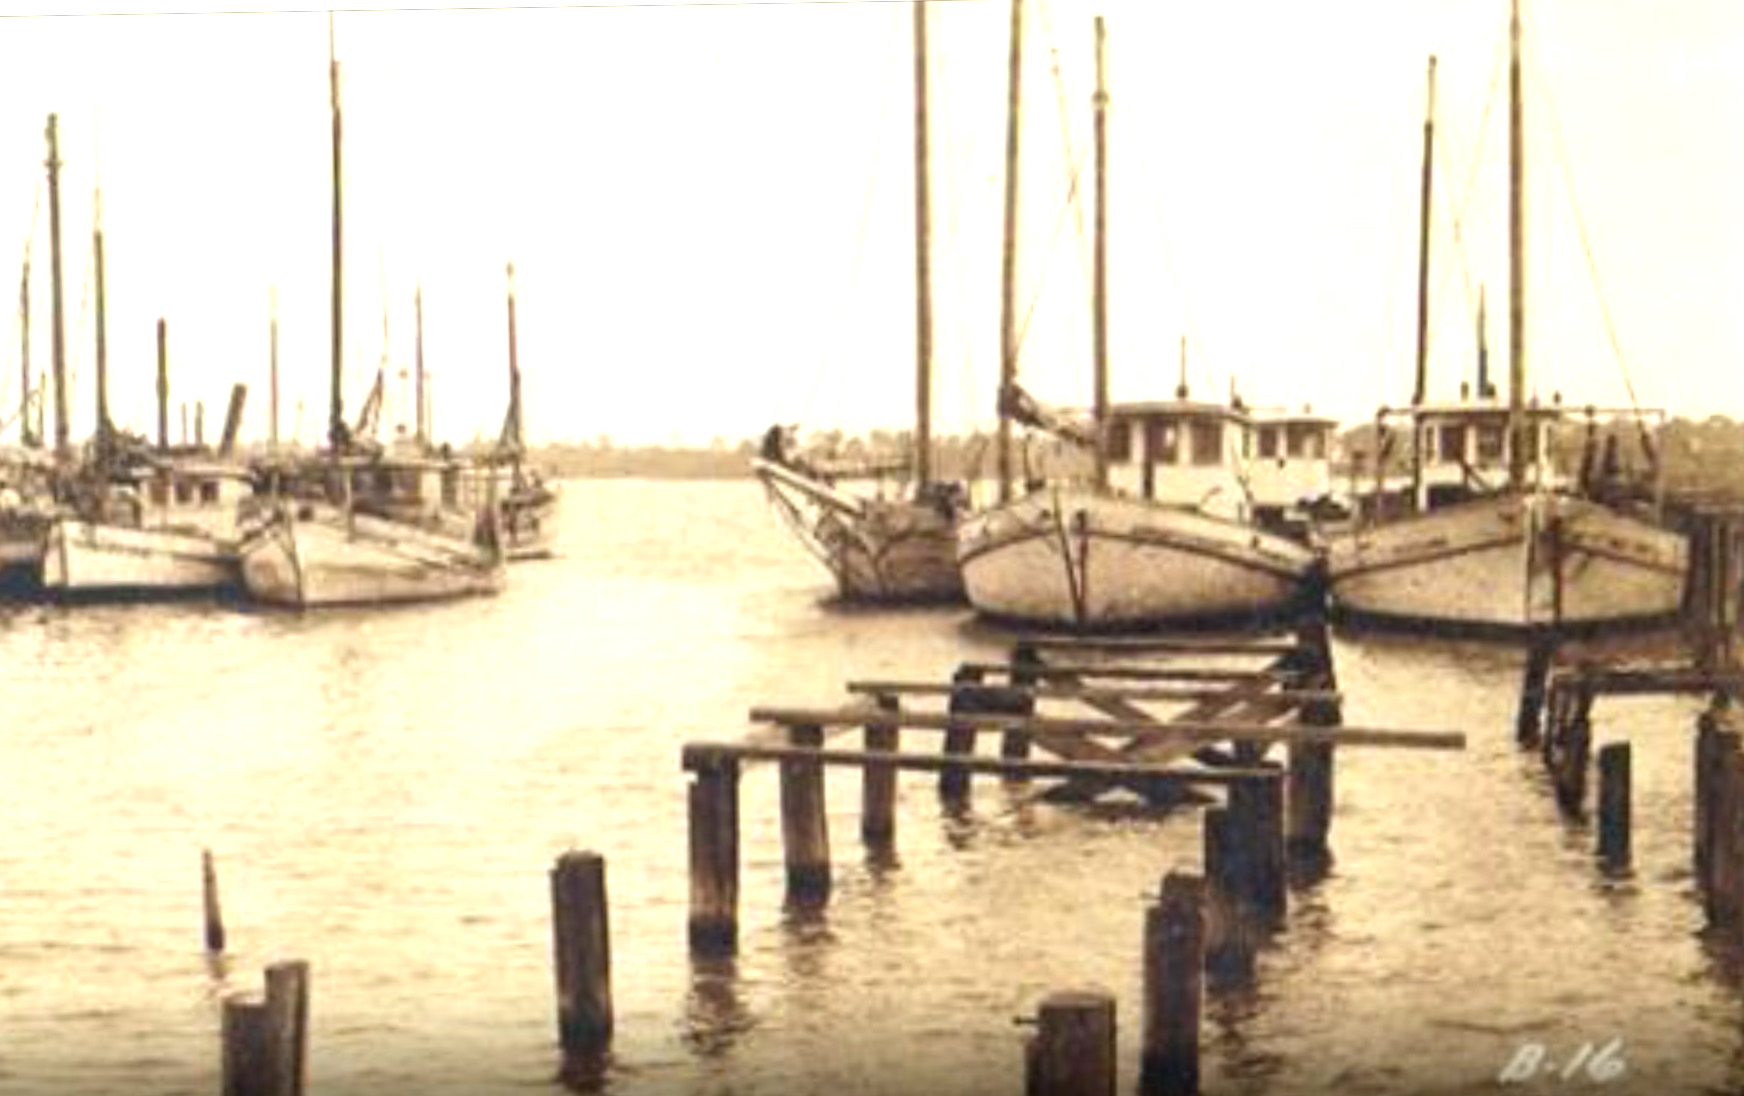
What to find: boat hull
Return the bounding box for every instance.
[1327,492,1687,633]
[239,506,505,609]
[755,460,963,603]
[41,519,238,595]
[956,488,1315,629]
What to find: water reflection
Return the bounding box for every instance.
[681,956,755,1060]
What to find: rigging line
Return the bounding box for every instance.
[799,0,901,423]
[1034,0,1087,285]
[0,0,1003,19]
[1438,31,1505,341]
[1012,145,1090,383]
[1524,17,1644,418]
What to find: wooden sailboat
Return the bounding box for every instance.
[956,16,1317,630]
[1,164,57,586]
[753,0,964,603]
[477,263,559,560]
[238,15,503,609]
[1326,6,1686,633]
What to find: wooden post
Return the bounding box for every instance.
[862,694,900,847]
[780,723,831,902]
[941,667,984,802]
[1229,772,1286,926]
[221,997,274,1096]
[1024,990,1117,1096]
[1596,743,1631,870]
[1709,731,1742,926]
[551,851,613,1074]
[1140,873,1203,1096]
[202,848,227,954]
[1554,685,1593,815]
[1004,644,1042,779]
[263,961,310,1096]
[1202,807,1254,986]
[687,752,740,954]
[1287,693,1338,862]
[1697,709,1719,884]
[1516,632,1556,746]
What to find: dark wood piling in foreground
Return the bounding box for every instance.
[1516,632,1558,747]
[941,667,984,802]
[222,961,309,1096]
[1550,680,1594,815]
[1202,808,1254,986]
[1003,643,1043,776]
[779,723,831,903]
[202,848,226,954]
[1596,743,1631,869]
[552,851,613,1076]
[686,751,740,953]
[1697,709,1720,883]
[1229,772,1287,925]
[862,694,900,847]
[1140,873,1204,1096]
[1709,731,1744,926]
[1024,990,1117,1096]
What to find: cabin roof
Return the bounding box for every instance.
[1107,400,1251,426]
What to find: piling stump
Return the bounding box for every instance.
[779,723,831,903]
[862,694,900,847]
[1024,990,1117,1096]
[202,848,227,954]
[1140,873,1204,1096]
[687,752,741,953]
[263,961,309,1096]
[1708,732,1743,926]
[1229,772,1287,926]
[1596,743,1631,870]
[1202,808,1255,987]
[221,997,274,1096]
[1516,633,1557,747]
[552,851,613,1074]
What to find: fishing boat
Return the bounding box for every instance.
[485,262,559,561]
[1326,6,1686,634]
[956,14,1317,630]
[238,14,504,609]
[753,0,964,603]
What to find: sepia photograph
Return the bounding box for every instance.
[0,0,1740,1092]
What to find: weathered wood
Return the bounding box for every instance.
[1025,990,1117,1096]
[1553,687,1594,815]
[687,754,740,954]
[202,848,226,954]
[1697,709,1719,882]
[746,706,1464,751]
[941,669,987,802]
[1516,632,1557,746]
[963,660,1292,684]
[685,742,1278,785]
[1140,873,1204,1096]
[552,851,613,1070]
[1709,732,1743,925]
[779,723,831,902]
[1013,635,1299,656]
[845,680,1342,706]
[263,961,309,1096]
[1229,773,1287,925]
[221,997,274,1096]
[1596,743,1631,869]
[1201,808,1254,987]
[862,694,900,846]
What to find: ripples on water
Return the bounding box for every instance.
[0,480,1740,1095]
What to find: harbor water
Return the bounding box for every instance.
[0,479,1740,1095]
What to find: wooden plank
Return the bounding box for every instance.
[1012,635,1299,656]
[962,661,1292,684]
[744,706,1465,751]
[844,680,1342,706]
[682,742,1280,785]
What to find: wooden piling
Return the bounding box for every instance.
[1697,709,1719,882]
[1229,772,1287,925]
[1708,731,1742,925]
[862,694,900,847]
[263,961,309,1096]
[1024,990,1117,1096]
[551,851,613,1071]
[1516,632,1556,746]
[941,668,984,802]
[1140,873,1203,1096]
[1596,743,1631,869]
[202,848,227,954]
[779,723,831,902]
[1554,686,1593,815]
[687,751,740,953]
[1003,645,1043,779]
[1202,808,1254,986]
[221,997,274,1096]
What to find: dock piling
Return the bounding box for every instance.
[1229,772,1287,925]
[552,851,613,1077]
[1596,743,1631,870]
[1516,632,1557,747]
[1140,873,1204,1096]
[1202,807,1255,987]
[779,723,831,903]
[202,848,227,954]
[862,694,900,847]
[221,961,309,1096]
[1024,990,1117,1096]
[687,751,740,953]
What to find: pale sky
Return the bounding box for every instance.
[0,0,1739,446]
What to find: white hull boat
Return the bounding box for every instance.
[41,519,237,595]
[1329,491,1686,632]
[239,504,505,609]
[756,458,962,603]
[957,487,1315,629]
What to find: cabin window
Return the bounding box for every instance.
[174,480,194,505]
[1285,424,1324,459]
[199,482,220,505]
[1147,420,1181,465]
[1439,424,1468,464]
[1477,424,1505,462]
[1190,421,1223,467]
[1107,420,1133,463]
[1257,428,1280,459]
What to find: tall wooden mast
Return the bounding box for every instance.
[413,283,426,447]
[911,0,934,487]
[155,318,168,452]
[1507,0,1527,489]
[1410,55,1436,506]
[328,13,346,452]
[996,0,1024,502]
[269,288,280,450]
[505,262,523,454]
[1090,16,1109,491]
[44,114,68,460]
[18,258,30,448]
[93,184,110,464]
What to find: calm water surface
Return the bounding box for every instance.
[0,479,1739,1095]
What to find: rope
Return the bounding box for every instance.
[1438,31,1506,354]
[1035,0,1088,284]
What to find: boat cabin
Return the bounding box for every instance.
[131,461,258,535]
[1104,400,1254,522]
[1248,409,1340,533]
[1383,398,1568,514]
